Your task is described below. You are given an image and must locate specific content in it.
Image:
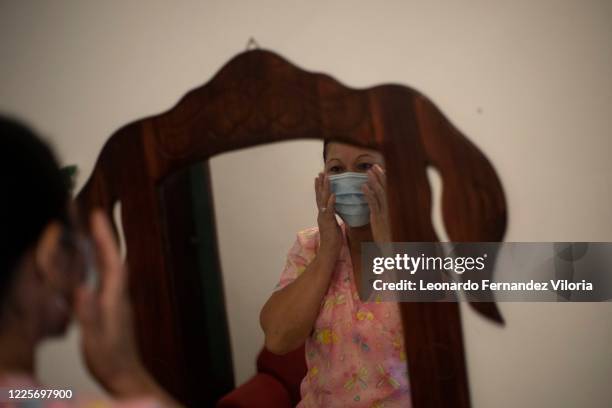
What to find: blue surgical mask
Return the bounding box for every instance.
[328,172,370,227]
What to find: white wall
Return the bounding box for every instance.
[1,0,611,406]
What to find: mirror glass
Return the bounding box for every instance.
[157,139,449,403]
[152,136,465,407]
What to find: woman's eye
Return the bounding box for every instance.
[357,162,373,171]
[329,166,343,173]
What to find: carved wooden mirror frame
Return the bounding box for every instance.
[77,49,507,407]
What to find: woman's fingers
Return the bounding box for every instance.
[316,172,332,212]
[90,210,125,305]
[370,166,387,202]
[324,193,336,215]
[367,169,386,202]
[322,173,331,202]
[322,173,329,196]
[74,285,98,330]
[366,171,384,209]
[362,184,380,213]
[315,173,325,208]
[373,164,386,188]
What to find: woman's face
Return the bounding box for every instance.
[19,207,89,338]
[41,213,89,336]
[324,142,385,174]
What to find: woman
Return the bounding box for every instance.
[260,141,410,407]
[0,117,181,407]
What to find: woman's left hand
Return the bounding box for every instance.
[76,211,181,407]
[362,164,392,244]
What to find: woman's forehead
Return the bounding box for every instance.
[326,142,383,162]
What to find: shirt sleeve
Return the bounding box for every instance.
[274,228,319,291]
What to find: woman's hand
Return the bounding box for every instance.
[261,174,342,355]
[315,172,342,258]
[362,164,392,244]
[75,211,180,406]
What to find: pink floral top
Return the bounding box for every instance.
[275,223,411,408]
[0,373,161,408]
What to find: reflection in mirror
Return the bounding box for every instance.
[204,139,414,406]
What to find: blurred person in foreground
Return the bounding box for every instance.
[0,116,181,407]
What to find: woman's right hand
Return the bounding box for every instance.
[315,172,342,257]
[260,175,343,355]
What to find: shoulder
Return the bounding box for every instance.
[291,227,320,256]
[289,227,319,259]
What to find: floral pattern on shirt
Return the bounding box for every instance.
[275,223,411,408]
